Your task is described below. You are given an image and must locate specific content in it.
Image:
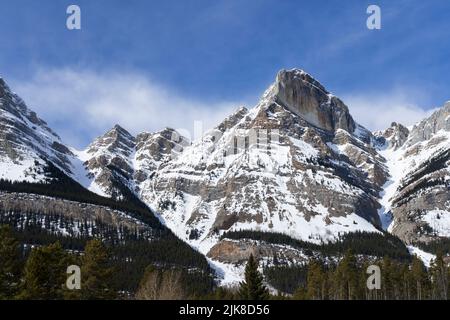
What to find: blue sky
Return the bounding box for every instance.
[1,0,449,147]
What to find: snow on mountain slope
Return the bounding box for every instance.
[139,69,387,258]
[407,246,435,267]
[374,102,450,244]
[78,124,189,199]
[0,77,92,186]
[3,68,450,280]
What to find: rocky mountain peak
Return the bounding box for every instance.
[87,124,135,155]
[375,122,410,150]
[0,76,74,180]
[0,77,13,97]
[106,124,134,141]
[1,77,57,136]
[406,101,450,146]
[82,125,190,196]
[135,127,188,161]
[217,106,249,132]
[267,69,357,134]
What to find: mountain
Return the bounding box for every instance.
[375,102,450,244]
[76,125,189,198]
[0,76,215,294]
[1,68,450,285]
[0,77,76,181]
[140,69,389,259]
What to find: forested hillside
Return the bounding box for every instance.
[0,162,215,297]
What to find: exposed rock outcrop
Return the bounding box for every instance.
[140,69,387,256]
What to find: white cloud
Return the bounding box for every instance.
[9,68,440,149]
[342,89,437,131]
[11,68,243,148]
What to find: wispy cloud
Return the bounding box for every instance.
[8,68,440,149]
[11,68,243,148]
[343,88,437,131]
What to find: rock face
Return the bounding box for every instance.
[0,191,154,237]
[207,239,309,265]
[139,69,388,255]
[2,69,450,270]
[0,78,76,181]
[374,122,410,151]
[274,69,356,133]
[380,103,450,244]
[78,125,188,198]
[81,125,136,197]
[406,102,450,146]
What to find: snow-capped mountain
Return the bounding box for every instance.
[0,77,88,184]
[76,125,189,198]
[2,68,450,277]
[0,78,72,181]
[375,102,450,244]
[140,69,389,256]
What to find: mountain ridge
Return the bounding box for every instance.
[1,68,450,282]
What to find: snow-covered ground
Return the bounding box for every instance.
[422,210,450,237]
[407,246,435,267]
[377,145,406,231]
[209,259,245,286]
[0,156,47,182]
[69,147,109,197]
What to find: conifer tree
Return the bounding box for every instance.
[430,251,448,300]
[381,256,394,300]
[20,242,69,300]
[411,256,428,300]
[238,254,269,300]
[332,250,360,300]
[398,263,411,300]
[360,261,379,300]
[0,225,22,299]
[80,239,116,300]
[306,260,327,300]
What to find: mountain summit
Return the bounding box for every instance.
[0,77,76,181]
[139,68,387,258]
[1,68,450,281]
[272,69,356,133]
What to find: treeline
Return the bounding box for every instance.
[0,225,116,300]
[0,209,155,247]
[0,161,162,229]
[0,225,215,299]
[264,250,450,300]
[221,230,411,261]
[0,162,215,295]
[416,238,450,255]
[0,215,214,294]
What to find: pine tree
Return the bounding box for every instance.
[20,242,70,300]
[398,263,411,300]
[238,254,269,300]
[332,250,360,300]
[430,251,448,300]
[361,260,380,300]
[306,260,327,300]
[381,256,394,300]
[80,239,116,300]
[0,225,22,299]
[410,256,428,300]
